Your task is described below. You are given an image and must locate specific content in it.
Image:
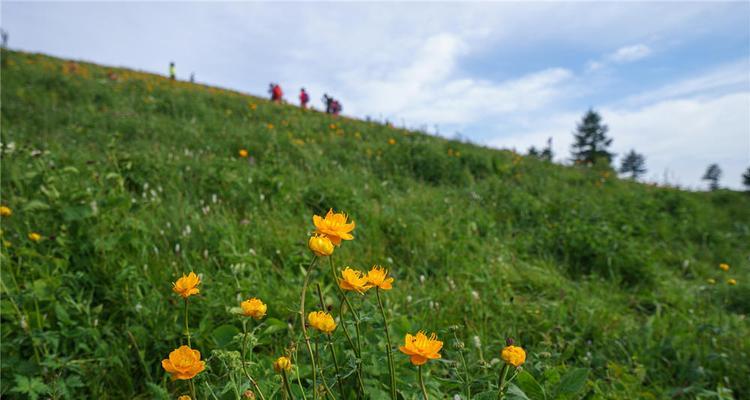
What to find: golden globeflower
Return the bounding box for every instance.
[178,396,191,400]
[0,206,11,217]
[28,232,42,242]
[308,311,336,334]
[273,356,292,373]
[366,266,394,290]
[719,263,730,272]
[308,235,334,257]
[241,298,267,319]
[338,267,371,294]
[501,345,526,367]
[161,345,206,380]
[172,272,201,299]
[399,331,443,366]
[239,149,249,158]
[727,278,737,286]
[312,209,355,246]
[388,138,396,145]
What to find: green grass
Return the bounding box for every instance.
[1,49,748,399]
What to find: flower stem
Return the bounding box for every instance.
[300,257,319,399]
[418,365,429,400]
[376,288,397,400]
[497,363,509,400]
[329,256,365,398]
[189,378,197,400]
[282,370,295,400]
[184,299,191,347]
[316,284,345,399]
[241,320,267,400]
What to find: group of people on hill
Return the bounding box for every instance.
[268,83,342,115]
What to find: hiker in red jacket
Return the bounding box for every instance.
[299,88,309,109]
[273,84,283,103]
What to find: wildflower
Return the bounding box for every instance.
[719,263,730,272]
[313,209,355,246]
[388,138,396,145]
[707,278,716,285]
[28,232,42,242]
[728,278,737,286]
[273,356,292,373]
[338,267,371,294]
[0,206,11,217]
[367,266,394,290]
[267,123,274,130]
[241,298,267,319]
[239,149,249,158]
[243,390,256,399]
[308,311,336,333]
[172,272,201,299]
[501,345,526,367]
[161,345,205,380]
[308,235,334,257]
[399,331,443,366]
[178,396,191,400]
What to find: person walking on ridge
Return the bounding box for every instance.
[169,62,176,80]
[299,88,310,109]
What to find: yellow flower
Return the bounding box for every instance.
[308,311,336,333]
[399,331,443,366]
[367,266,394,290]
[719,263,730,272]
[172,272,201,299]
[28,232,42,242]
[239,149,249,158]
[267,123,274,130]
[178,396,191,400]
[161,345,206,380]
[707,278,716,285]
[0,206,11,217]
[241,298,267,319]
[728,278,737,286]
[273,356,292,373]
[338,267,371,294]
[308,235,334,257]
[313,209,355,246]
[501,345,526,367]
[388,138,396,145]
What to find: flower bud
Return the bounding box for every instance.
[308,235,334,257]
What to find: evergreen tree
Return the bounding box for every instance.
[540,137,554,162]
[742,167,750,190]
[702,164,722,191]
[570,109,614,165]
[619,149,646,179]
[527,146,540,157]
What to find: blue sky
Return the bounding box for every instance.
[2,1,749,189]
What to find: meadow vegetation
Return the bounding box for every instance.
[1,50,748,399]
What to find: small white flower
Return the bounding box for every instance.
[473,335,481,349]
[471,290,480,301]
[406,295,412,303]
[175,243,181,253]
[490,358,500,366]
[211,194,218,204]
[135,303,143,312]
[419,275,426,284]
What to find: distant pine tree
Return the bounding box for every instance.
[619,149,646,179]
[702,164,722,191]
[743,167,750,191]
[527,146,540,157]
[570,109,614,166]
[540,137,554,162]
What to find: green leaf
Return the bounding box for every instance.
[554,368,588,396]
[12,375,50,400]
[262,317,288,335]
[22,200,50,212]
[506,384,531,400]
[212,324,240,348]
[515,370,545,400]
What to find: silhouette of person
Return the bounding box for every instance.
[169,62,176,80]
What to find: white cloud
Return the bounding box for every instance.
[609,44,652,63]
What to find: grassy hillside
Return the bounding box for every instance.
[1,49,748,399]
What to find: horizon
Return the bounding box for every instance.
[2,1,748,189]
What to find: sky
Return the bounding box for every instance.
[2,1,749,189]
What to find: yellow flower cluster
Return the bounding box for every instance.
[241,298,267,319]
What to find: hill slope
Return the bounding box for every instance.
[1,50,749,399]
